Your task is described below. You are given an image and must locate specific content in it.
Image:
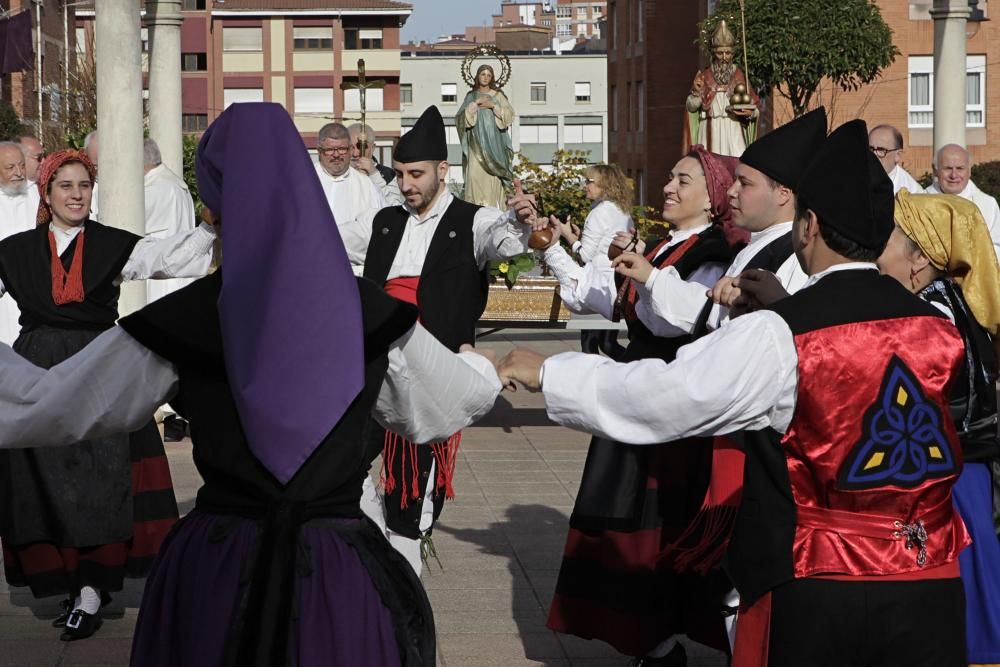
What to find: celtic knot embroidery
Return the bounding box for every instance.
[838,355,957,490]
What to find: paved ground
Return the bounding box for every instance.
[0,331,727,666]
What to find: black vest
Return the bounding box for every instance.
[0,220,139,332]
[363,198,488,352]
[691,230,794,338]
[616,224,734,362]
[727,270,953,605]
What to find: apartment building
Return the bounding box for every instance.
[78,0,411,157]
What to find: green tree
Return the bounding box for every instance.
[0,101,26,141]
[182,133,201,211]
[701,0,899,118]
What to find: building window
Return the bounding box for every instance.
[182,0,205,10]
[182,114,209,132]
[294,88,334,114]
[182,52,207,72]
[222,27,263,53]
[344,28,383,50]
[593,4,603,16]
[557,6,571,17]
[445,126,460,145]
[577,6,588,18]
[557,24,572,36]
[223,88,264,109]
[293,27,332,50]
[530,82,546,103]
[140,28,149,53]
[577,23,588,36]
[401,83,413,105]
[610,84,617,131]
[908,55,986,128]
[344,86,384,112]
[542,19,552,26]
[636,81,644,130]
[575,82,591,103]
[441,83,458,104]
[520,125,558,143]
[564,124,603,143]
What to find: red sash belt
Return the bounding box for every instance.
[795,501,962,577]
[379,276,462,509]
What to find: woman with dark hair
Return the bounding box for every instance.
[540,147,740,666]
[0,149,216,641]
[880,189,1000,666]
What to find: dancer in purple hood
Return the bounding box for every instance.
[0,103,503,666]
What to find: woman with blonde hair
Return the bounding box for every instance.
[554,163,634,264]
[880,189,1000,666]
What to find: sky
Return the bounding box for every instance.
[401,0,502,43]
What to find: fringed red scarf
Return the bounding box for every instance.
[659,434,745,573]
[379,275,463,507]
[47,229,86,305]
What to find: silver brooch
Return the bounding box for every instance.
[381,227,389,235]
[448,230,457,238]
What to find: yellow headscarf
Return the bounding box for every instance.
[894,188,1000,335]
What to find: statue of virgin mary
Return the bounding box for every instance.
[456,63,515,209]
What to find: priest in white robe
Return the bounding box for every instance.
[0,141,40,344]
[927,143,1000,259]
[143,138,201,303]
[868,124,924,195]
[314,122,384,226]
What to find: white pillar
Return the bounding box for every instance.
[96,0,146,314]
[930,0,971,155]
[146,0,184,176]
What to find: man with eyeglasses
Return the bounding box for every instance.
[868,124,923,195]
[314,122,384,229]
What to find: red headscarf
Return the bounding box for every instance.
[689,144,749,246]
[36,149,97,226]
[35,149,97,305]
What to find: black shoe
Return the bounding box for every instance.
[51,597,74,627]
[52,591,112,628]
[59,608,103,641]
[163,415,189,442]
[628,643,687,667]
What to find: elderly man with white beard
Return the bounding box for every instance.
[0,141,40,344]
[927,143,1000,260]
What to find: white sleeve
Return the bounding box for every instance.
[374,323,502,443]
[340,208,379,268]
[577,204,632,264]
[635,265,715,335]
[543,244,617,318]
[0,328,178,449]
[633,261,727,338]
[371,171,405,207]
[472,206,531,266]
[120,222,217,282]
[541,310,798,444]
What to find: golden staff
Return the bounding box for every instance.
[738,0,750,82]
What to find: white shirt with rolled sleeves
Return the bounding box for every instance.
[0,322,502,451]
[339,190,531,279]
[0,221,218,300]
[143,164,200,303]
[927,179,1000,261]
[540,264,878,445]
[0,186,40,344]
[637,221,808,335]
[571,200,633,264]
[544,223,726,337]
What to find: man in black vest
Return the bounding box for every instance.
[340,105,542,574]
[613,107,828,337]
[498,120,969,667]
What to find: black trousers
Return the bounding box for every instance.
[766,577,966,667]
[580,329,626,360]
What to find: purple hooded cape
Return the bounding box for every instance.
[195,102,365,484]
